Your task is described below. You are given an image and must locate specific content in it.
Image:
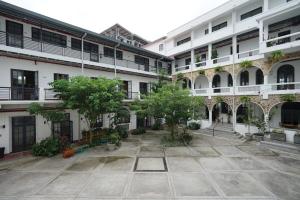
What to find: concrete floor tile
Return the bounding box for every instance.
[172,173,219,197]
[66,157,105,172]
[227,157,270,170]
[101,156,134,172]
[213,146,247,157]
[79,173,128,197]
[167,157,202,172]
[198,157,237,171]
[190,147,220,157]
[250,171,300,200]
[164,147,193,157]
[128,173,171,198]
[37,172,90,195]
[211,172,271,197]
[138,146,164,157]
[136,157,165,171]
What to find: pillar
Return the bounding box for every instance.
[263,0,269,12]
[208,43,212,61]
[209,109,213,127]
[208,81,212,99]
[262,74,269,99]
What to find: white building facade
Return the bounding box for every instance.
[144,0,300,142]
[0,1,172,154]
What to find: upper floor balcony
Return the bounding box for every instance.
[0,31,170,75]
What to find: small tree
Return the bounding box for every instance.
[51,76,124,143]
[238,96,255,136]
[240,60,253,69]
[132,83,204,140]
[268,50,284,64]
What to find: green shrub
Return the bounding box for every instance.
[151,120,163,130]
[109,132,121,146]
[188,122,201,130]
[280,94,296,102]
[115,125,129,138]
[131,128,146,135]
[32,137,60,157]
[240,60,253,69]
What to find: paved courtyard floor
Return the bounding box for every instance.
[0,130,300,200]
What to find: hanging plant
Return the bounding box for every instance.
[280,94,296,102]
[240,60,253,69]
[240,96,251,104]
[198,70,205,75]
[176,73,184,81]
[268,50,285,64]
[214,66,224,73]
[216,96,224,104]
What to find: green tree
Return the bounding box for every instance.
[51,76,124,143]
[132,83,204,139]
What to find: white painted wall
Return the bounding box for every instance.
[238,37,259,53]
[236,0,263,22]
[269,0,289,9]
[194,75,209,89]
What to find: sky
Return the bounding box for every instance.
[3,0,228,41]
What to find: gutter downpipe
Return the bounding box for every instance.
[232,10,236,134]
[114,42,121,78]
[81,33,87,74]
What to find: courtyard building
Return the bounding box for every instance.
[0,0,300,154]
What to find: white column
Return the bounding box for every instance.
[172,60,176,74]
[209,109,213,126]
[191,49,195,69]
[208,43,212,61]
[259,20,264,43]
[208,81,212,99]
[263,0,269,12]
[262,74,269,99]
[208,22,212,34]
[232,35,237,57]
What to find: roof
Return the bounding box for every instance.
[101,23,149,45]
[0,0,172,61]
[143,36,167,47]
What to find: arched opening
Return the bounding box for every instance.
[236,102,264,124]
[255,69,264,85]
[182,78,192,89]
[228,74,233,87]
[212,74,221,93]
[240,70,249,86]
[194,75,209,89]
[277,65,294,90]
[281,102,300,128]
[212,102,232,124]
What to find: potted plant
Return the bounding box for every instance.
[214,66,224,73]
[252,118,266,142]
[0,147,5,159]
[268,50,284,64]
[294,131,300,144]
[63,147,75,158]
[240,60,253,69]
[106,132,120,151]
[280,94,296,102]
[270,128,286,142]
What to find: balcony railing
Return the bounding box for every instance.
[237,85,261,93]
[211,55,231,64]
[237,49,259,59]
[175,65,190,72]
[0,31,169,74]
[266,31,300,48]
[194,88,208,95]
[0,87,39,101]
[44,88,59,100]
[212,87,232,94]
[195,60,207,68]
[268,82,300,93]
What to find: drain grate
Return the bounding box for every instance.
[133,157,168,172]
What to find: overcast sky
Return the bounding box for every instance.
[4,0,228,41]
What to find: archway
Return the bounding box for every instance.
[277,65,294,90]
[236,66,264,86]
[212,74,221,93]
[212,102,232,124]
[194,75,209,89]
[236,102,264,124]
[269,102,300,129]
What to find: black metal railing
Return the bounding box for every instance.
[0,31,170,75]
[0,87,39,101]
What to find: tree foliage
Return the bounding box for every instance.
[131,83,204,138]
[51,76,124,141]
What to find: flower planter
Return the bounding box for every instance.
[253,133,264,142]
[0,147,5,159]
[63,148,75,158]
[294,134,300,144]
[270,133,286,142]
[106,143,117,151]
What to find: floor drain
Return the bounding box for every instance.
[133,157,168,172]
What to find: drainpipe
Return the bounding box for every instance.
[114,42,121,78]
[81,33,87,74]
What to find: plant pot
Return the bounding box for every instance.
[253,133,264,142]
[270,133,286,142]
[63,148,75,158]
[0,147,5,159]
[294,134,300,144]
[106,143,117,151]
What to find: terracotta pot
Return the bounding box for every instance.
[63,148,75,158]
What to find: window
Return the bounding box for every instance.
[155,61,163,68]
[94,115,103,129]
[212,22,227,32]
[240,7,262,21]
[228,74,233,87]
[135,55,149,66]
[205,29,209,35]
[32,27,66,47]
[54,73,69,81]
[103,47,123,60]
[176,37,191,46]
[185,58,191,65]
[71,38,81,51]
[277,65,294,90]
[281,102,300,127]
[159,44,164,51]
[256,69,264,85]
[212,75,221,93]
[139,82,149,95]
[6,20,23,48]
[240,71,249,86]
